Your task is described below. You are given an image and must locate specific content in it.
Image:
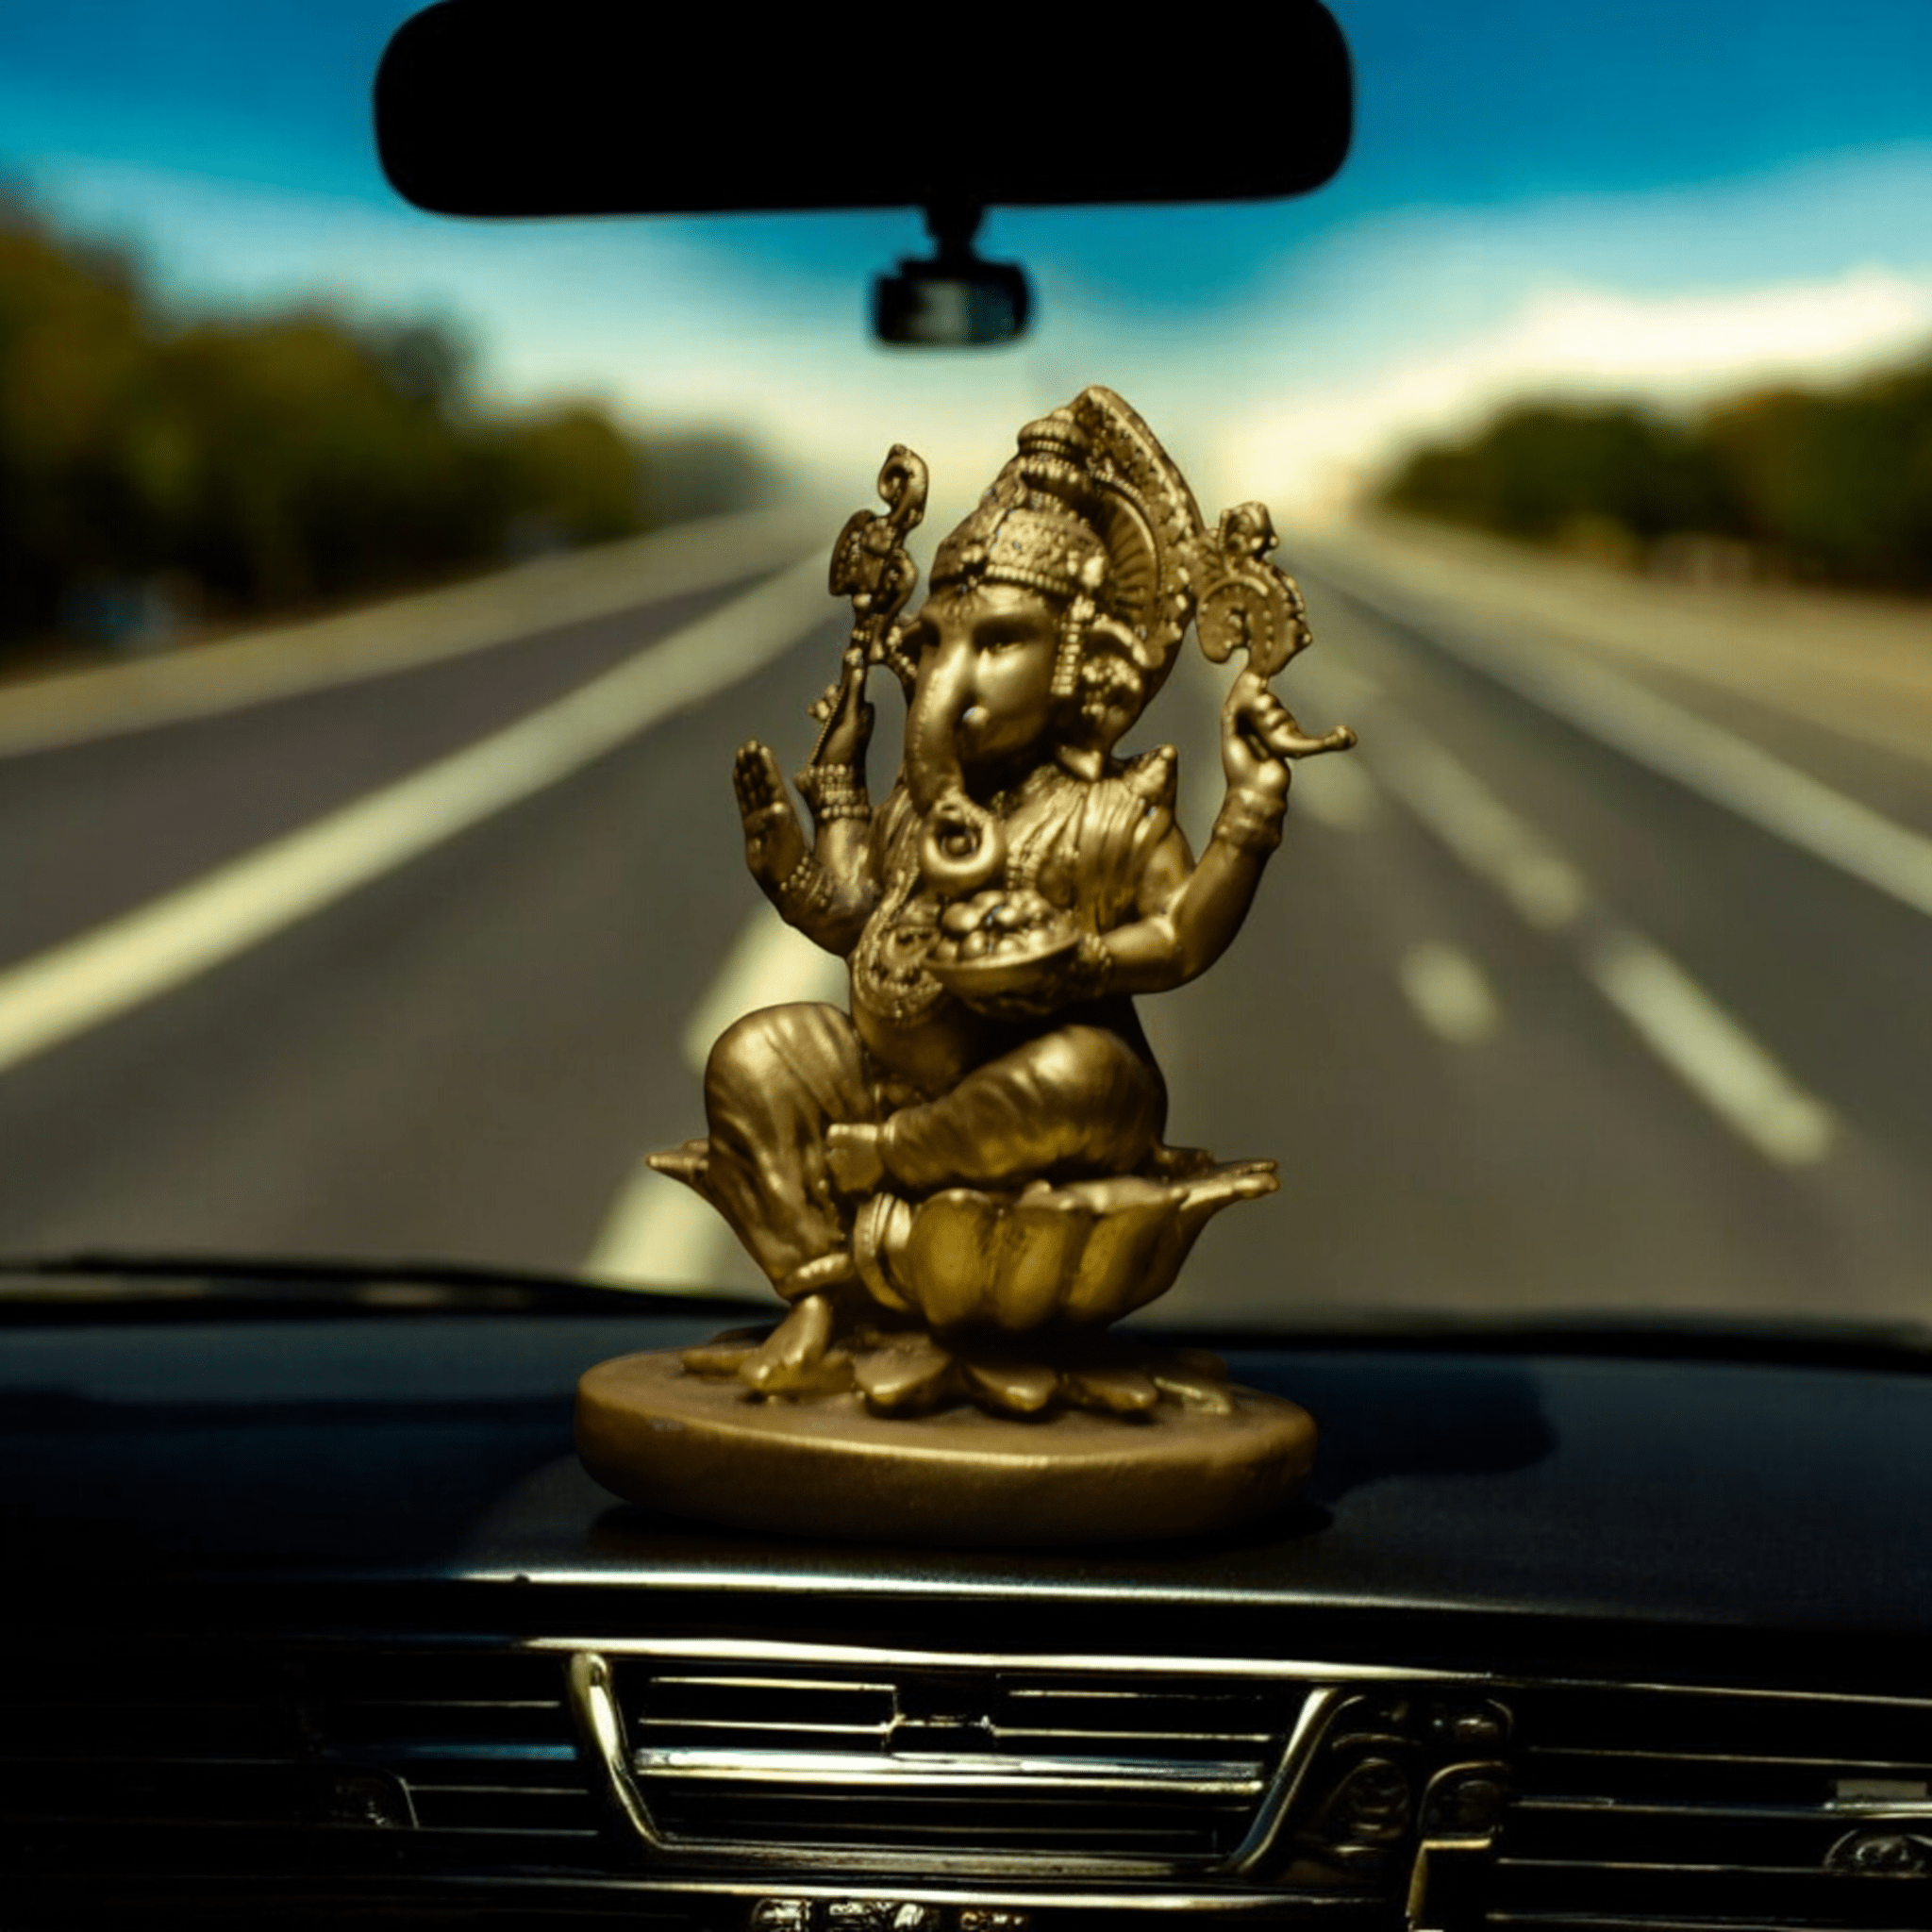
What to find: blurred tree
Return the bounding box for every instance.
[147,312,501,608]
[1384,402,1720,547]
[491,404,647,556]
[0,209,153,640]
[643,429,776,526]
[0,198,777,660]
[1380,352,1932,595]
[1704,365,1932,591]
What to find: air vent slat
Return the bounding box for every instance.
[637,1749,1264,1788]
[1522,1795,1932,1823]
[0,1639,596,1869]
[1491,1683,1932,1931]
[1491,1861,1931,1928]
[651,1790,1249,1853]
[617,1658,1299,1866]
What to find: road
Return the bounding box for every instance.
[1,510,1928,1329]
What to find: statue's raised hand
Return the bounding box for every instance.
[732,741,807,895]
[1221,668,1356,798]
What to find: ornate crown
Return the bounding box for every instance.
[851,389,1314,716]
[928,388,1311,711]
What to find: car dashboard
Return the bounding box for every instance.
[6,1285,1932,1930]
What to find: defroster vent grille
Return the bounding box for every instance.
[612,1657,1303,1866]
[0,1640,598,1878]
[1488,1683,1932,1931]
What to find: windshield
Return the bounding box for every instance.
[1,0,1928,1335]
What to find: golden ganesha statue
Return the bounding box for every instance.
[576,387,1355,1543]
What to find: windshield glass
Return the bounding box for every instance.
[2,0,1928,1332]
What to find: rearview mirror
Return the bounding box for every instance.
[375,1,1352,216]
[873,208,1030,348]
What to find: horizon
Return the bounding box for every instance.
[4,0,1929,521]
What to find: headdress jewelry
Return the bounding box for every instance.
[925,388,1314,720]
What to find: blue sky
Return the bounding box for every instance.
[4,0,1930,517]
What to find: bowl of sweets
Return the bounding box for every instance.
[926,886,1082,999]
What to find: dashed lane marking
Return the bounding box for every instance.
[1381,734,1590,931]
[681,908,848,1074]
[1292,746,1382,830]
[1327,690,1838,1165]
[0,558,832,1080]
[1397,941,1503,1045]
[580,1173,758,1295]
[1586,929,1838,1168]
[1323,567,1932,923]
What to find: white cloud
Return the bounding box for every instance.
[1224,266,1932,520]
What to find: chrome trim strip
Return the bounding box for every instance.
[1222,1686,1344,1876]
[1492,1674,1932,1711]
[564,1651,665,1855]
[561,1642,1329,1879]
[457,1873,1326,1915]
[525,1630,1932,1711]
[1521,1794,1932,1820]
[525,1633,1474,1683]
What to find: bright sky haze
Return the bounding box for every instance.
[4,0,1928,520]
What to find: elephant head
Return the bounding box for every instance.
[901,581,1049,895]
[899,389,1215,897]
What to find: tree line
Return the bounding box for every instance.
[0,200,762,658]
[1379,345,1932,594]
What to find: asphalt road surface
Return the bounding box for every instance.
[2,512,1928,1330]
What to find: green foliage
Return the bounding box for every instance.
[1387,404,1722,544]
[1703,365,1932,590]
[0,200,671,652]
[1380,351,1932,593]
[489,405,648,554]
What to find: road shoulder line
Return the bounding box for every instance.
[0,505,826,758]
[0,558,832,1080]
[1316,669,1839,1168]
[1313,562,1932,923]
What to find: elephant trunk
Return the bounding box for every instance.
[906,646,1007,897]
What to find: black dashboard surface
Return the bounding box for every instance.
[8,1307,1930,1648]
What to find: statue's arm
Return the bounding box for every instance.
[1102,671,1310,994]
[1105,827,1271,994]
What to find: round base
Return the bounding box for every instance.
[575,1349,1317,1547]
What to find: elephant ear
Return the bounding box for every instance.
[1188,502,1312,680]
[1068,388,1207,698]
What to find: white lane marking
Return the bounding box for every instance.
[682,908,847,1072]
[1378,734,1589,931]
[0,506,826,758]
[1357,706,1838,1164]
[1397,941,1502,1045]
[1586,929,1838,1167]
[0,558,832,1079]
[1293,749,1382,830]
[582,1175,760,1294]
[1300,654,1385,708]
[585,906,844,1289]
[1363,579,1932,923]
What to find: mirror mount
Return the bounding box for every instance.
[874,205,1030,349]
